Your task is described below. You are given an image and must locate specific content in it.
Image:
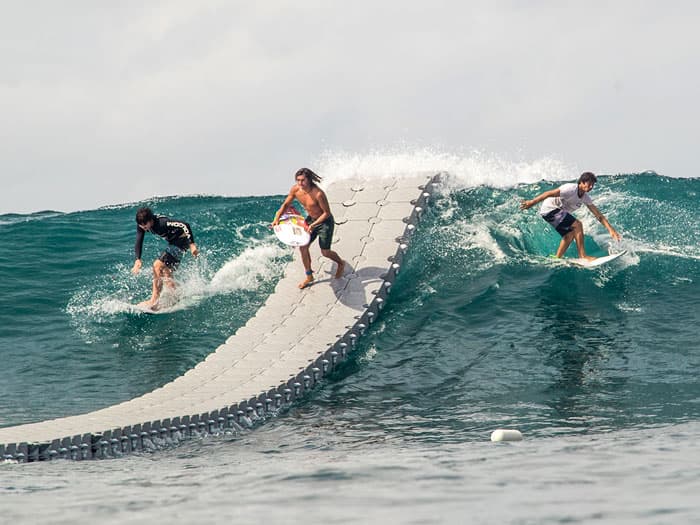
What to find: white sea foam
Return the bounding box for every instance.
[208,243,288,293]
[317,147,574,191]
[67,241,289,319]
[316,148,580,272]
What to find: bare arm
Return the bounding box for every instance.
[520,188,560,210]
[272,188,296,226]
[587,203,621,241]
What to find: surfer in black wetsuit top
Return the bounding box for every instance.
[131,207,199,310]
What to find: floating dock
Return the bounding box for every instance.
[0,173,439,461]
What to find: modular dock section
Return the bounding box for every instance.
[0,173,439,461]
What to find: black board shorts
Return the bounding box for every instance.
[542,209,577,237]
[306,215,335,250]
[159,245,185,269]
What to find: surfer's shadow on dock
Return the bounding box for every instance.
[323,263,387,311]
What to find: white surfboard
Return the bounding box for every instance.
[567,250,627,268]
[132,292,182,314]
[132,302,178,315]
[133,304,160,315]
[273,209,310,247]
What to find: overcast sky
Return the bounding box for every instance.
[2,1,699,214]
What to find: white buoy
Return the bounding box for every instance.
[490,429,523,442]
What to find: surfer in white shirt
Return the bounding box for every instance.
[520,172,621,260]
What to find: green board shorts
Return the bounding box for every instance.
[306,215,335,250]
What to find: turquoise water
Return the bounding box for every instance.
[2,172,700,523]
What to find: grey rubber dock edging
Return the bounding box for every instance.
[0,173,442,462]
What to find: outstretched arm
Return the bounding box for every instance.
[520,188,560,210]
[587,204,622,241]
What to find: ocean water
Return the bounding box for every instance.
[1,157,700,523]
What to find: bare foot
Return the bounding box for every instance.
[137,300,158,311]
[334,260,346,279]
[583,255,597,261]
[298,274,314,289]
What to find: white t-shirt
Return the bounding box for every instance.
[539,183,593,217]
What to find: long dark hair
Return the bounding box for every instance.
[295,168,322,187]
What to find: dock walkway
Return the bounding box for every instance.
[0,174,439,461]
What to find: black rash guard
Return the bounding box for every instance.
[134,216,195,260]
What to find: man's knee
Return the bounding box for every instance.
[153,260,167,276]
[321,248,331,257]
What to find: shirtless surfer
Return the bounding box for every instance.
[131,207,199,310]
[272,168,345,289]
[520,172,621,260]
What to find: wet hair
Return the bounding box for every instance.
[295,168,322,187]
[135,207,156,225]
[578,172,597,185]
